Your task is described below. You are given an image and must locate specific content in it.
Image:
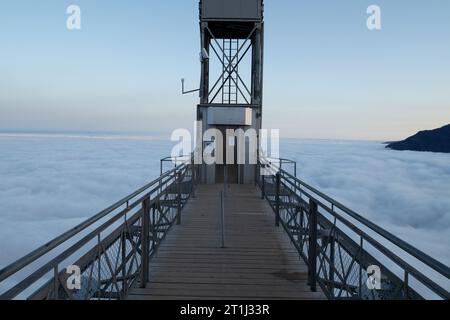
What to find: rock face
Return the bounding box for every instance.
[386,124,450,153]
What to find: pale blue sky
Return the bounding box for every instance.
[0,0,449,140]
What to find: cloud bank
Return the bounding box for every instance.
[0,135,449,294]
[0,134,173,267]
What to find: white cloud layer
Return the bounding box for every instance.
[0,135,449,294]
[0,134,173,267]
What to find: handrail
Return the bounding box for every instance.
[0,166,180,282]
[0,163,189,291]
[160,155,191,175]
[281,176,449,298]
[264,157,297,177]
[258,156,450,299]
[259,156,450,279]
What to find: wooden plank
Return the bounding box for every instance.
[147,266,309,275]
[128,294,321,301]
[129,288,324,300]
[141,282,313,293]
[151,256,302,264]
[148,262,305,270]
[145,276,308,286]
[147,271,309,280]
[153,248,300,255]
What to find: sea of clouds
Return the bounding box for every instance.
[0,134,449,291]
[0,133,173,268]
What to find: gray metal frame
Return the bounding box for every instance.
[204,26,255,105]
[199,3,264,107]
[0,161,196,300]
[197,1,264,184]
[258,157,450,300]
[200,0,263,22]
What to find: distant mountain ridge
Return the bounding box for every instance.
[386,124,450,153]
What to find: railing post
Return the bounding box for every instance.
[359,237,363,297]
[223,165,227,198]
[308,199,318,292]
[404,271,409,298]
[275,173,281,227]
[177,172,182,225]
[220,191,225,248]
[140,197,150,288]
[329,234,335,299]
[255,162,260,187]
[191,158,196,199]
[121,230,127,297]
[97,234,101,300]
[261,172,266,199]
[151,204,156,251]
[53,265,59,300]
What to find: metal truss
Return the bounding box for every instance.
[206,26,255,104]
[0,160,196,300]
[258,157,450,300]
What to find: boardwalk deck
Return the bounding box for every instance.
[128,184,324,300]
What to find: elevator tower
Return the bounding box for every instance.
[196,0,264,184]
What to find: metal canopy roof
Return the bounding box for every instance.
[200,0,263,22]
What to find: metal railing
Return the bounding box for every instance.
[258,157,450,300]
[1,153,448,300]
[160,155,192,175]
[263,157,297,177]
[0,160,195,300]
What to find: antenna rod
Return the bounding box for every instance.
[181,78,200,95]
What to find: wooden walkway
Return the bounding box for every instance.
[128,184,324,300]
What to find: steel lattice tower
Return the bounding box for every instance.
[196,0,264,184]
